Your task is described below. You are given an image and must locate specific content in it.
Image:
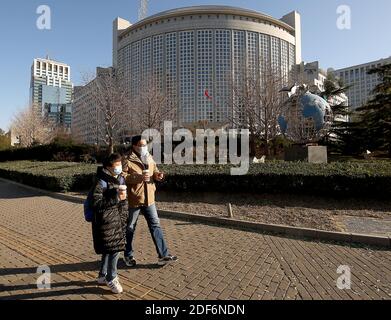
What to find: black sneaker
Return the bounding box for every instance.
[158,255,178,266]
[124,256,137,267]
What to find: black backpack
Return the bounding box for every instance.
[83,180,107,223]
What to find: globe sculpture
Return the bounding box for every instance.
[278,85,333,144]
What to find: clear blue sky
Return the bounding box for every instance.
[1,0,390,130]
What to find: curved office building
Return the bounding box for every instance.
[113,6,302,126]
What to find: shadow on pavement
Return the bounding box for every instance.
[0,183,44,200]
[117,260,161,270]
[0,261,100,276]
[0,281,108,300]
[0,261,160,300]
[0,179,84,204]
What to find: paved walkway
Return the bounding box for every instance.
[0,180,390,300]
[337,216,391,237]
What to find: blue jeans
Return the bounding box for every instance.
[99,252,120,282]
[125,204,169,259]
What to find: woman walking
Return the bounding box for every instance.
[92,153,128,294]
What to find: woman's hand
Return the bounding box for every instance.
[118,191,127,201]
[118,186,127,201]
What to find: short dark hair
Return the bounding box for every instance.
[132,135,143,147]
[103,153,122,168]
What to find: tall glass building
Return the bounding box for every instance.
[113,5,302,127]
[30,58,73,129]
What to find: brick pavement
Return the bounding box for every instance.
[0,180,390,300]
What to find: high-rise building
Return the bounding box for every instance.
[296,61,327,92]
[72,67,116,145]
[334,56,391,110]
[113,5,302,127]
[296,61,349,121]
[30,57,73,129]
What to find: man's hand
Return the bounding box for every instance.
[155,172,165,182]
[142,172,151,182]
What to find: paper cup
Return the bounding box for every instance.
[119,185,127,192]
[143,170,150,182]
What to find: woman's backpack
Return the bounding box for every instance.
[83,180,107,222]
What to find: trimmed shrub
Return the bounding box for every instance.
[0,161,97,192]
[0,143,133,164]
[0,161,390,198]
[157,161,391,199]
[0,143,98,163]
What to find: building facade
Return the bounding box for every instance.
[296,61,349,121]
[296,61,327,92]
[334,56,391,110]
[30,58,73,129]
[113,6,302,127]
[72,67,117,145]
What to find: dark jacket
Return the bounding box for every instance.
[92,167,128,255]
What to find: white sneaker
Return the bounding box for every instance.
[106,277,123,294]
[97,275,106,286]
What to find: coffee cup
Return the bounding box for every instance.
[143,170,150,182]
[118,185,127,193]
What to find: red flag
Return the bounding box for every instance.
[204,90,212,100]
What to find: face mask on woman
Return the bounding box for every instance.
[113,166,122,176]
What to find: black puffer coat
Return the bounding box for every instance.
[92,167,128,255]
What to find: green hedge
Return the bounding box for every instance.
[0,161,390,198]
[158,161,391,199]
[0,143,131,163]
[0,161,97,192]
[0,143,97,163]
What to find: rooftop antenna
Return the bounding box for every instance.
[138,0,149,21]
[46,53,53,61]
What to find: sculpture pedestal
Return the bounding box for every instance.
[285,145,328,164]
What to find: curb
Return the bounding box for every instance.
[1,177,390,249]
[158,210,391,249]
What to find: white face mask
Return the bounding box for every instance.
[136,146,149,158]
[113,166,122,175]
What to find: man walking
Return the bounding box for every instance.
[122,135,177,267]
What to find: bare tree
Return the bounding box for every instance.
[11,105,53,147]
[227,65,288,156]
[132,76,177,132]
[95,68,131,153]
[79,68,132,154]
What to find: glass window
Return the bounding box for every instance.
[179,31,195,123]
[166,32,178,119]
[197,30,214,122]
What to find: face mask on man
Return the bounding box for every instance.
[136,146,149,158]
[113,166,122,176]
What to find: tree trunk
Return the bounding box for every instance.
[109,139,114,155]
[250,134,257,157]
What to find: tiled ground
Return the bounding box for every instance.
[0,180,390,300]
